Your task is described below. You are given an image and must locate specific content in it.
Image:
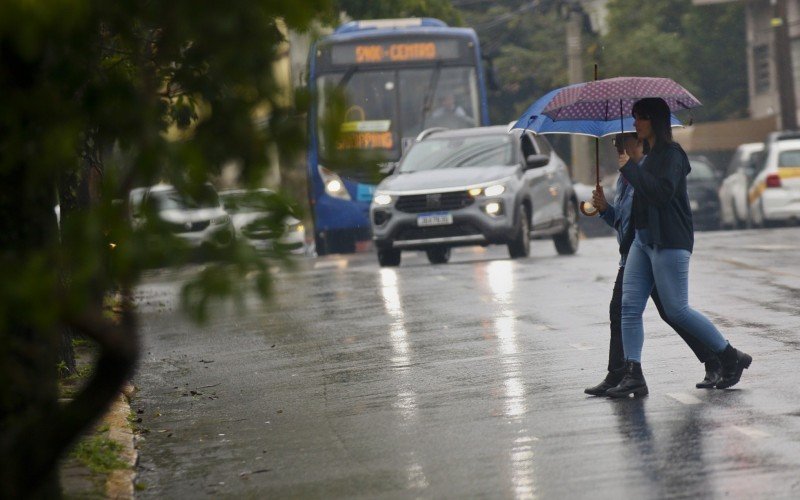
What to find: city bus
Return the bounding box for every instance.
[307,18,490,255]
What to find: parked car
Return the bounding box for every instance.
[219,188,306,254]
[130,183,235,253]
[369,126,579,266]
[718,142,764,229]
[687,155,722,231]
[747,137,800,227]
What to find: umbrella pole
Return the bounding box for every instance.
[595,137,600,189]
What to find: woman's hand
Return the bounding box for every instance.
[618,152,630,169]
[591,185,608,213]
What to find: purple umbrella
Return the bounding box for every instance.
[542,76,701,122]
[541,76,700,216]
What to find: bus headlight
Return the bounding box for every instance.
[373,193,393,206]
[318,165,351,201]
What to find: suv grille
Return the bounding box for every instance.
[395,191,474,213]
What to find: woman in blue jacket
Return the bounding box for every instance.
[584,133,721,397]
[606,98,752,398]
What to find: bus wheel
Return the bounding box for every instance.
[378,249,401,267]
[426,247,450,264]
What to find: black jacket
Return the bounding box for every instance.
[619,142,694,252]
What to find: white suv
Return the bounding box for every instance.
[747,138,800,227]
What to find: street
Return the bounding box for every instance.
[132,227,800,499]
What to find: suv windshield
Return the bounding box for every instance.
[150,187,220,211]
[399,135,514,173]
[220,190,272,214]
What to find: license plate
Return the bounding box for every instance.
[417,212,453,227]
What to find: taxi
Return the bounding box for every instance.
[748,138,800,227]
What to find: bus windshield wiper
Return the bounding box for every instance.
[419,62,443,130]
[336,66,360,90]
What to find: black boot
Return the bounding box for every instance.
[584,366,626,396]
[716,344,752,389]
[606,361,648,398]
[696,356,722,389]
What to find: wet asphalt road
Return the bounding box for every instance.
[132,228,800,499]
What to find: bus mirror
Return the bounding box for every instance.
[401,136,415,155]
[482,55,500,91]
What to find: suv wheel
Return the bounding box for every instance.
[553,200,579,255]
[507,208,531,259]
[377,248,401,267]
[426,247,451,264]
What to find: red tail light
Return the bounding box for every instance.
[766,173,782,188]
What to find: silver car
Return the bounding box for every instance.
[219,188,307,254]
[131,183,235,253]
[718,142,764,229]
[370,126,579,266]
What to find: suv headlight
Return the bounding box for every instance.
[468,183,506,197]
[319,165,351,200]
[373,192,393,206]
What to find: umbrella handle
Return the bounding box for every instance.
[579,200,599,217]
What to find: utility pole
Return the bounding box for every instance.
[566,4,593,184]
[773,0,798,130]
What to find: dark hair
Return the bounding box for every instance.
[632,97,672,146]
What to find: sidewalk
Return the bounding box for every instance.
[58,343,138,499]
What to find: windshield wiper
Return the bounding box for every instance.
[419,62,443,130]
[336,66,361,91]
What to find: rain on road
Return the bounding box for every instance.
[132,227,800,498]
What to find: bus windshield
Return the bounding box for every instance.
[316,66,480,165]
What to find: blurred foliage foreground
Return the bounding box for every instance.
[0,0,332,496]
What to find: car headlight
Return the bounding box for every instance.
[373,193,393,206]
[468,183,506,197]
[484,184,506,197]
[211,214,230,225]
[319,165,351,201]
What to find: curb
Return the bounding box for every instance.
[103,383,138,499]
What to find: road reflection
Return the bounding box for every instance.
[485,260,536,499]
[611,399,712,498]
[378,268,428,491]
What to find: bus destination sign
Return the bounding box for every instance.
[330,39,460,65]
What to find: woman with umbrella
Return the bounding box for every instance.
[606,97,752,398]
[584,132,722,397]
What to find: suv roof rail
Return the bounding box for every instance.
[416,127,448,142]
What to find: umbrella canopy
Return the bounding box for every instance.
[511,83,683,138]
[541,76,701,122]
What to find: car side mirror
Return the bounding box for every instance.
[525,154,549,169]
[379,162,397,175]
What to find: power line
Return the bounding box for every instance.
[472,1,541,33]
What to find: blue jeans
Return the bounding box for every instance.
[621,235,729,362]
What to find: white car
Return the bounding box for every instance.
[219,188,306,254]
[747,138,800,227]
[718,142,763,229]
[130,184,235,251]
